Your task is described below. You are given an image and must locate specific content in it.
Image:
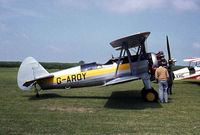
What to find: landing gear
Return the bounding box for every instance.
[35,91,40,98]
[34,82,41,98]
[141,88,158,102]
[140,73,158,102]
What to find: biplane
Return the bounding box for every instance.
[17,32,174,102]
[173,57,200,80]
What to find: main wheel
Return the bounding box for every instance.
[142,88,158,102]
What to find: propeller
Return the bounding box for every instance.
[166,36,172,63]
[166,36,175,66]
[166,35,174,95]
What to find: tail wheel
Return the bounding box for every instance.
[34,82,41,98]
[142,88,158,102]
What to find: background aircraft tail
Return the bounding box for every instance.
[17,57,51,90]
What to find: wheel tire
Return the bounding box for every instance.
[142,88,158,102]
[35,93,40,98]
[141,87,146,98]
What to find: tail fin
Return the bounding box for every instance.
[17,57,52,90]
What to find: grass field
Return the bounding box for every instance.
[0,67,200,135]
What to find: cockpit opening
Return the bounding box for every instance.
[81,62,98,72]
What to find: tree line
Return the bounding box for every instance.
[0,61,80,69]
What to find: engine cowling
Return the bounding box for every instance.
[147,52,168,80]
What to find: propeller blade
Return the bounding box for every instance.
[166,35,173,95]
[166,35,172,62]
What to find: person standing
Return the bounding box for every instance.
[155,65,169,103]
[167,69,174,95]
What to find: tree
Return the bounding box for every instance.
[78,60,85,65]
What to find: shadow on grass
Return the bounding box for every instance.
[104,90,162,110]
[25,89,162,110]
[25,93,109,100]
[185,81,200,86]
[174,80,200,86]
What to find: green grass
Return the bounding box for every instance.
[0,68,200,135]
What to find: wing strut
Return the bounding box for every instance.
[113,32,150,78]
[115,42,133,77]
[115,47,123,77]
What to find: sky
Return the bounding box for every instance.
[0,0,200,65]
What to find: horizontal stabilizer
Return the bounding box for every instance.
[104,76,139,86]
[23,74,54,87]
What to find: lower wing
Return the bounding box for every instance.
[104,76,139,86]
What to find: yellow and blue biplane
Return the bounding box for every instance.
[17,32,174,102]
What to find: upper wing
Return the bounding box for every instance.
[110,32,150,50]
[184,58,200,62]
[104,76,139,86]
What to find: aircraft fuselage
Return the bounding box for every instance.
[38,59,149,90]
